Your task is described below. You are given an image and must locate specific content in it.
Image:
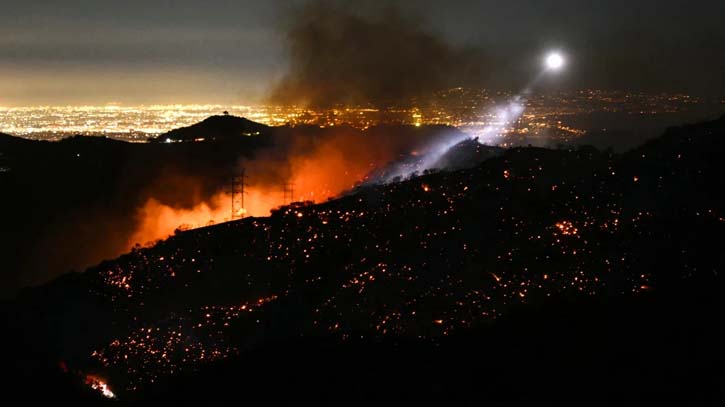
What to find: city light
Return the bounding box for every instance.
[0,89,708,144]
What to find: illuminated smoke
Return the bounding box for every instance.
[474,96,526,144]
[363,47,570,184]
[373,96,526,183]
[124,1,494,246]
[126,125,452,248]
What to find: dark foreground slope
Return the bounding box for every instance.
[2,116,724,405]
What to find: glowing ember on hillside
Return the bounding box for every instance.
[555,221,578,236]
[85,375,116,399]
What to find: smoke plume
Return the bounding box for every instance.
[270,1,488,107]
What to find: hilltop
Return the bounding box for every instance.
[154,115,272,143]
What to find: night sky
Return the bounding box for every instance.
[1,0,723,105]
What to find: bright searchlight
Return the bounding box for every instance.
[545,52,565,71]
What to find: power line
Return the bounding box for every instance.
[231,168,246,220]
[283,180,295,206]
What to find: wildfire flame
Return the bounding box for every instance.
[85,375,116,399]
[127,130,396,249]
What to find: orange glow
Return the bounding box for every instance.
[285,133,388,202]
[127,184,295,248]
[85,375,116,399]
[126,128,410,249]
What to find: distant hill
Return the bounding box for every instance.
[155,115,272,143]
[0,131,31,146]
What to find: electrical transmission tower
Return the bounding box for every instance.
[283,181,295,205]
[231,168,246,219]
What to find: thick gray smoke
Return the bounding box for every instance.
[270,1,488,107]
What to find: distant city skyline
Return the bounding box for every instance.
[3,89,721,154]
